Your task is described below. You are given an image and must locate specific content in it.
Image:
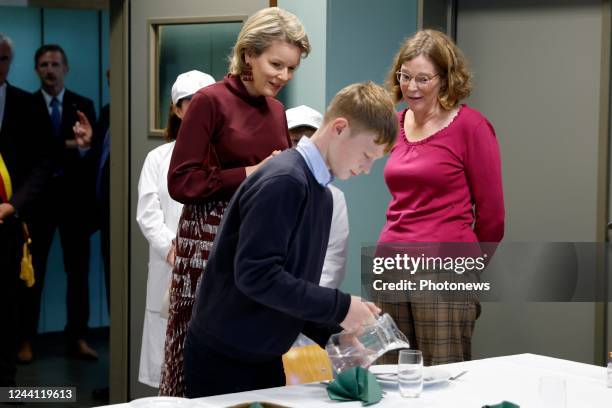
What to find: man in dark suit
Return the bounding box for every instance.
[19,44,98,362]
[0,33,52,386]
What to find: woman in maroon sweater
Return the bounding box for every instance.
[159,7,310,396]
[378,30,505,366]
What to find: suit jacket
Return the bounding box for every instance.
[0,83,52,220]
[86,103,110,230]
[32,89,97,212]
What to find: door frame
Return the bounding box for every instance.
[109,0,129,402]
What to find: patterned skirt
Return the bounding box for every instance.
[159,200,228,397]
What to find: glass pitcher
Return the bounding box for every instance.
[325,313,410,374]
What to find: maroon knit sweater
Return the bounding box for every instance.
[168,74,291,203]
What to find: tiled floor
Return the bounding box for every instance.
[6,327,109,408]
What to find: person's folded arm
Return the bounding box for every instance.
[465,119,505,243]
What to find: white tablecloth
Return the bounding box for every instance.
[105,353,612,407]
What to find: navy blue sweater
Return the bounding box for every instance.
[188,149,351,361]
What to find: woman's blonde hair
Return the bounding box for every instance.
[386,29,472,110]
[228,7,310,75]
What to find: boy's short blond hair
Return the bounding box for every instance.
[324,82,398,153]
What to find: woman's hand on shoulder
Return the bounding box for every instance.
[245,150,282,177]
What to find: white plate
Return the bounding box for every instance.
[369,364,451,386]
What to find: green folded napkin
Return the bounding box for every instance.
[326,366,382,406]
[482,402,520,408]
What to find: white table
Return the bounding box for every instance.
[106,353,612,407]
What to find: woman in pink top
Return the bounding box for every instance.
[378,30,504,365]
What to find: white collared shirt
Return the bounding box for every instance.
[41,87,65,117]
[295,135,333,186]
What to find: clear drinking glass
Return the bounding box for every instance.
[538,376,566,408]
[398,349,423,398]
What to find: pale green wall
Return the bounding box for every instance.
[326,0,418,295]
[278,0,327,113]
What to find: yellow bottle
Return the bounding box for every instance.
[282,344,333,385]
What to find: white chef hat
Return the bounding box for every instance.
[171,70,216,105]
[286,105,323,130]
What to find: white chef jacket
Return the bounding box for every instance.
[319,184,349,289]
[136,141,183,388]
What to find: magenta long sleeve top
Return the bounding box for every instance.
[378,104,505,244]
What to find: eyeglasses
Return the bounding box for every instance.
[396,71,439,87]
